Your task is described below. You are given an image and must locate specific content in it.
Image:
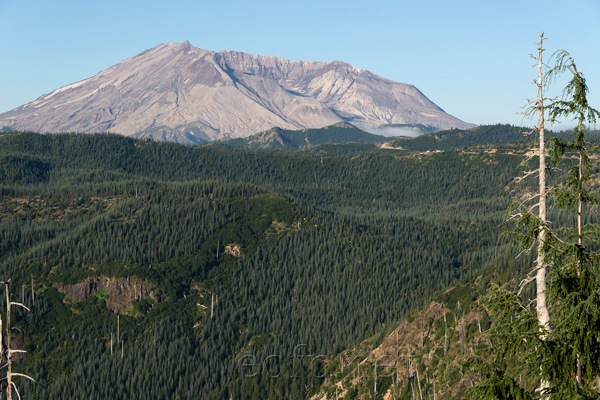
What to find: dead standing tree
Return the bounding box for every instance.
[511,34,554,335]
[503,32,555,396]
[521,32,553,396]
[0,280,43,400]
[532,34,551,336]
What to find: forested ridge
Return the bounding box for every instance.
[222,123,388,149]
[0,127,596,398]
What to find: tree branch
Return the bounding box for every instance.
[9,302,30,312]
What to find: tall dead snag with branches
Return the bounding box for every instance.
[507,33,554,394]
[0,280,43,400]
[527,33,553,397]
[531,33,551,336]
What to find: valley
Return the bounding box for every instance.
[1,125,590,398]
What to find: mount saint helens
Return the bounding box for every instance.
[0,41,474,143]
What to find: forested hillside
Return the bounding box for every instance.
[0,127,591,398]
[222,122,388,149]
[387,124,600,152]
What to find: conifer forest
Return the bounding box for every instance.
[0,116,596,399]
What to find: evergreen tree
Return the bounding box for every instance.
[471,38,600,399]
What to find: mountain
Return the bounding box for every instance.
[222,122,389,149]
[0,41,475,144]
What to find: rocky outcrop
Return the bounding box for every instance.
[0,41,474,143]
[52,276,155,314]
[224,243,243,258]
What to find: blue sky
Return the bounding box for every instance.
[1,0,599,128]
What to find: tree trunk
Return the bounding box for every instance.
[443,311,448,356]
[576,106,584,390]
[6,283,12,400]
[535,33,551,335]
[534,34,551,398]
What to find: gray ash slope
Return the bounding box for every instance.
[0,41,475,144]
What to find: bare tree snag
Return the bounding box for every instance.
[443,311,448,356]
[374,361,377,396]
[416,365,423,400]
[533,33,551,336]
[1,280,43,400]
